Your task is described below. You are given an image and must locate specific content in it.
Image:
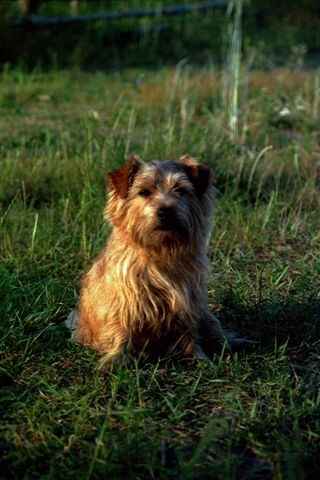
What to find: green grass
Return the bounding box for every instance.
[1,64,320,479]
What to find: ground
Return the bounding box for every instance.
[1,65,320,479]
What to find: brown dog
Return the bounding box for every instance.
[67,155,228,364]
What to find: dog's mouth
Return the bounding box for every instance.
[156,208,184,231]
[154,220,189,243]
[155,219,177,232]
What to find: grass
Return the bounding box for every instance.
[1,63,320,479]
[2,1,320,70]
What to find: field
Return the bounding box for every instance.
[1,62,320,479]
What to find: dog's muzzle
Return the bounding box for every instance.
[157,206,178,231]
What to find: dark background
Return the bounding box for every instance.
[1,0,320,70]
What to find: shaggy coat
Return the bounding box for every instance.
[72,155,226,363]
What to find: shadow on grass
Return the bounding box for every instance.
[218,293,320,354]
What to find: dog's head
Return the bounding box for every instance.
[106,154,214,251]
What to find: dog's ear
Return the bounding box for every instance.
[179,154,214,196]
[108,154,142,198]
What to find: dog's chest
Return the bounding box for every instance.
[132,264,201,323]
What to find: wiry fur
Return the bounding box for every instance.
[72,155,227,364]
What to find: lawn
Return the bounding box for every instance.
[1,64,320,478]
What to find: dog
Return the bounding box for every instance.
[67,154,230,364]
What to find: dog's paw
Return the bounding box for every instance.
[228,334,259,353]
[65,309,79,341]
[194,344,211,361]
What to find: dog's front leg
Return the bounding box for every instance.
[176,332,210,361]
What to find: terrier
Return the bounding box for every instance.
[67,154,228,363]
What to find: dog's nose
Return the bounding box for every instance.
[158,206,175,222]
[158,206,174,220]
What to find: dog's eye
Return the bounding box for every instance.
[138,189,152,197]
